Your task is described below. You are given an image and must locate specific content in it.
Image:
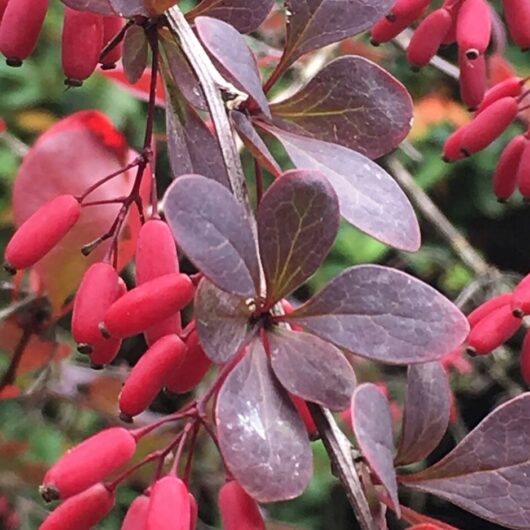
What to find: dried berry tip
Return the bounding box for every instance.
[39,484,60,503]
[5,58,21,67]
[119,412,133,423]
[77,343,93,355]
[3,262,15,275]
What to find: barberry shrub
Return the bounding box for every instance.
[2,1,530,530]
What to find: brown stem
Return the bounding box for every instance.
[0,328,32,389]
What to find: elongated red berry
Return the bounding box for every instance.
[477,77,524,113]
[520,331,530,385]
[40,483,114,530]
[512,272,530,316]
[0,0,9,23]
[493,135,526,201]
[459,51,486,110]
[460,97,518,154]
[0,0,48,66]
[456,0,492,59]
[62,7,103,87]
[119,335,186,421]
[101,16,123,69]
[122,495,150,530]
[89,337,122,368]
[165,329,212,394]
[219,480,265,530]
[503,0,530,50]
[407,8,453,69]
[468,293,513,327]
[4,194,80,272]
[40,427,136,501]
[72,262,120,348]
[467,304,521,355]
[388,0,431,20]
[147,476,190,530]
[136,219,181,345]
[441,1,460,45]
[371,6,425,45]
[517,138,530,199]
[442,125,469,162]
[101,273,194,339]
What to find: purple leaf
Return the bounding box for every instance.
[402,393,530,529]
[282,0,394,68]
[257,169,339,304]
[186,0,274,34]
[122,26,148,84]
[230,111,282,177]
[270,56,413,159]
[195,278,252,364]
[287,265,469,365]
[195,17,271,118]
[395,362,451,466]
[352,383,400,516]
[268,327,356,410]
[216,339,313,502]
[258,124,420,252]
[163,175,260,298]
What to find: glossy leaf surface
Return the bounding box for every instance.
[268,327,356,410]
[195,16,270,118]
[260,125,420,251]
[352,383,400,515]
[282,0,394,67]
[122,25,148,84]
[163,175,259,298]
[195,278,252,364]
[402,393,530,529]
[258,170,339,303]
[216,339,313,502]
[395,362,451,466]
[287,265,469,364]
[186,0,275,34]
[271,56,413,159]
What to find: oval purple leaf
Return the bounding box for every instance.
[163,175,260,298]
[195,17,271,119]
[270,56,413,159]
[402,393,530,529]
[282,0,394,67]
[287,265,469,365]
[257,169,340,304]
[259,124,420,251]
[122,25,148,84]
[268,327,356,410]
[186,0,274,34]
[395,362,451,466]
[352,383,400,516]
[195,278,253,364]
[216,339,313,502]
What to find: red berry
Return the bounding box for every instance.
[219,480,265,530]
[493,135,526,201]
[477,77,524,113]
[72,262,121,348]
[517,138,530,199]
[407,8,453,69]
[119,334,186,421]
[520,331,530,385]
[467,304,521,355]
[459,51,486,110]
[0,0,8,23]
[460,96,518,154]
[40,427,136,501]
[4,194,81,272]
[371,6,425,45]
[101,16,123,69]
[442,125,469,162]
[40,483,114,530]
[101,273,194,339]
[136,219,182,345]
[165,329,212,394]
[88,337,122,368]
[121,495,150,530]
[468,293,512,327]
[62,7,103,87]
[388,0,431,20]
[456,0,492,59]
[147,476,190,530]
[512,272,530,316]
[0,0,48,66]
[503,0,530,50]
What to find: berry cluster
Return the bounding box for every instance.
[0,0,123,85]
[371,0,530,110]
[465,273,530,384]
